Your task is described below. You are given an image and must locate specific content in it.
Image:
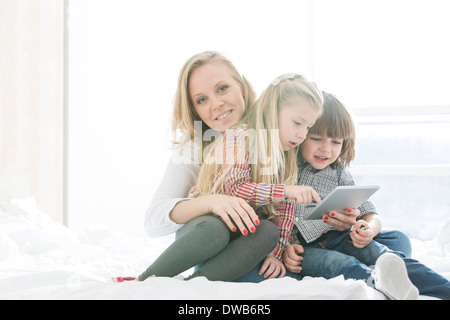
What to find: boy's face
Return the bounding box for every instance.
[301,133,343,170]
[278,97,320,152]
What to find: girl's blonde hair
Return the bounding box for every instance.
[172,51,256,148]
[197,73,323,216]
[306,91,355,167]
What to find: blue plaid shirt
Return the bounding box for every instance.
[292,156,377,244]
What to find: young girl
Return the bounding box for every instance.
[194,73,323,277]
[115,51,281,282]
[283,91,450,299]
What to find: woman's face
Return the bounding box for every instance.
[189,62,245,132]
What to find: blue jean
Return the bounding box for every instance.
[234,229,450,300]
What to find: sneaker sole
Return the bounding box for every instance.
[374,253,419,300]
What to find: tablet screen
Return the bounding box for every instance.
[303,185,380,220]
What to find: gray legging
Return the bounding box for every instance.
[138,214,279,281]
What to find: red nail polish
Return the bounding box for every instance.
[250,227,255,233]
[243,230,248,236]
[346,208,351,213]
[323,219,327,223]
[330,212,335,217]
[232,228,237,232]
[323,215,329,220]
[255,219,260,226]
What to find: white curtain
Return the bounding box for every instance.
[0,0,64,223]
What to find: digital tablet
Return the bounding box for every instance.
[304,185,380,220]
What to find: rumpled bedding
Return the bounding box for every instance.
[1,198,448,300]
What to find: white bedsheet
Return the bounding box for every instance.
[1,198,449,300]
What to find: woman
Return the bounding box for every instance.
[138,51,279,281]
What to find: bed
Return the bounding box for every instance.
[1,197,449,300]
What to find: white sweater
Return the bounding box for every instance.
[144,140,201,237]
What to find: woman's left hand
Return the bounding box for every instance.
[323,208,359,231]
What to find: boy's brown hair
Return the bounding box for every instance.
[307,91,356,167]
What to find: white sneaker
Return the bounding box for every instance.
[372,253,419,300]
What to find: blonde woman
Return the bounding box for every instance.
[132,51,280,282]
[146,51,261,237]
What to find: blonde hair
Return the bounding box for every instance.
[196,73,323,216]
[306,91,355,167]
[172,51,256,148]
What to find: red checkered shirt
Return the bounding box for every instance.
[218,126,295,260]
